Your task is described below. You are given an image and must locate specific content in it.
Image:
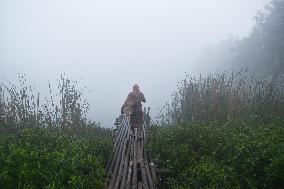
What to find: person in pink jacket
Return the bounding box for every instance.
[121,84,146,129]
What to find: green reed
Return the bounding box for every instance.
[159,69,284,124]
[0,74,91,132]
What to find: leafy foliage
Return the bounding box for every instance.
[148,119,284,189]
[0,75,113,188]
[152,69,284,188]
[0,126,112,189]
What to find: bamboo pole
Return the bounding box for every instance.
[105,111,157,189]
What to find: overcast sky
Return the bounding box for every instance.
[0,0,270,127]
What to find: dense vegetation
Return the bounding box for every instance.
[148,4,284,187]
[148,70,284,189]
[0,127,111,189]
[0,75,113,188]
[148,71,284,188]
[160,70,283,125]
[149,120,284,189]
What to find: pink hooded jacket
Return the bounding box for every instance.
[121,85,146,113]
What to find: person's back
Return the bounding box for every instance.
[121,84,146,129]
[128,87,145,105]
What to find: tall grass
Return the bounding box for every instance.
[0,74,99,135]
[159,69,284,124]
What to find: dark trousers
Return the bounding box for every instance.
[130,105,144,129]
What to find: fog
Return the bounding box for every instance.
[0,0,270,127]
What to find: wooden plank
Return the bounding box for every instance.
[138,182,143,189]
[126,135,134,189]
[139,133,149,189]
[107,117,130,189]
[106,117,127,172]
[148,151,157,186]
[132,128,138,189]
[105,113,157,189]
[114,119,131,189]
[104,118,128,188]
[141,122,156,189]
[113,129,130,189]
[120,135,132,189]
[144,149,155,189]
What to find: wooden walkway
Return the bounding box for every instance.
[104,111,157,189]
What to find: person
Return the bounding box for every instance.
[121,84,146,129]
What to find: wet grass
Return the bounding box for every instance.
[159,69,284,125]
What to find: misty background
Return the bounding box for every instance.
[0,0,271,127]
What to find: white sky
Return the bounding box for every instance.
[0,0,270,127]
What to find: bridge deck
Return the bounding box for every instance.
[104,114,157,189]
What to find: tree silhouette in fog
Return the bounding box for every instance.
[237,0,284,74]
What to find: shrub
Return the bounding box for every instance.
[148,119,284,188]
[0,74,113,188]
[0,127,112,189]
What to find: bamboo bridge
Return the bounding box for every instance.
[104,108,158,189]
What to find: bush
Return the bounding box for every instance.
[0,75,114,188]
[148,119,284,189]
[0,127,112,189]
